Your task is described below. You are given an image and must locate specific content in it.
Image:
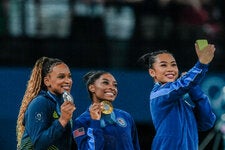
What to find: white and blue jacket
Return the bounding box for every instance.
[150,61,216,150]
[73,108,140,150]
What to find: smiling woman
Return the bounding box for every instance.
[16,57,76,150]
[138,42,217,150]
[72,70,140,150]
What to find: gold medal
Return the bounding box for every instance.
[101,101,113,114]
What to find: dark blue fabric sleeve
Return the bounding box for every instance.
[25,97,65,149]
[151,61,209,102]
[131,117,141,150]
[73,118,104,150]
[189,85,216,131]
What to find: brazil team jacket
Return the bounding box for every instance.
[20,90,75,150]
[150,61,216,150]
[73,108,140,150]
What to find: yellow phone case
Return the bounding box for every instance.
[196,39,208,50]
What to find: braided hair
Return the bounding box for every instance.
[16,57,64,149]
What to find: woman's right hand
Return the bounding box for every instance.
[59,101,76,127]
[195,43,216,64]
[89,103,103,120]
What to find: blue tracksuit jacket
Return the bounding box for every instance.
[150,61,216,150]
[20,90,75,150]
[73,108,140,150]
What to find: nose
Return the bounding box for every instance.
[166,65,175,71]
[108,83,117,92]
[65,77,72,84]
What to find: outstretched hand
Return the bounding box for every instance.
[195,43,216,64]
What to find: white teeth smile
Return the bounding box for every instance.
[62,85,70,90]
[105,92,114,96]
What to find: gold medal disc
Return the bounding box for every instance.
[101,101,113,114]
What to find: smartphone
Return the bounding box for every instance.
[196,39,208,50]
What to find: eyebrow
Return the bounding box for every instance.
[57,72,71,76]
[159,60,176,64]
[102,78,117,83]
[102,78,108,81]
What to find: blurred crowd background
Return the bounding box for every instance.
[1,0,225,149]
[0,0,225,71]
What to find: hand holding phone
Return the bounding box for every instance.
[196,39,208,51]
[195,39,215,64]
